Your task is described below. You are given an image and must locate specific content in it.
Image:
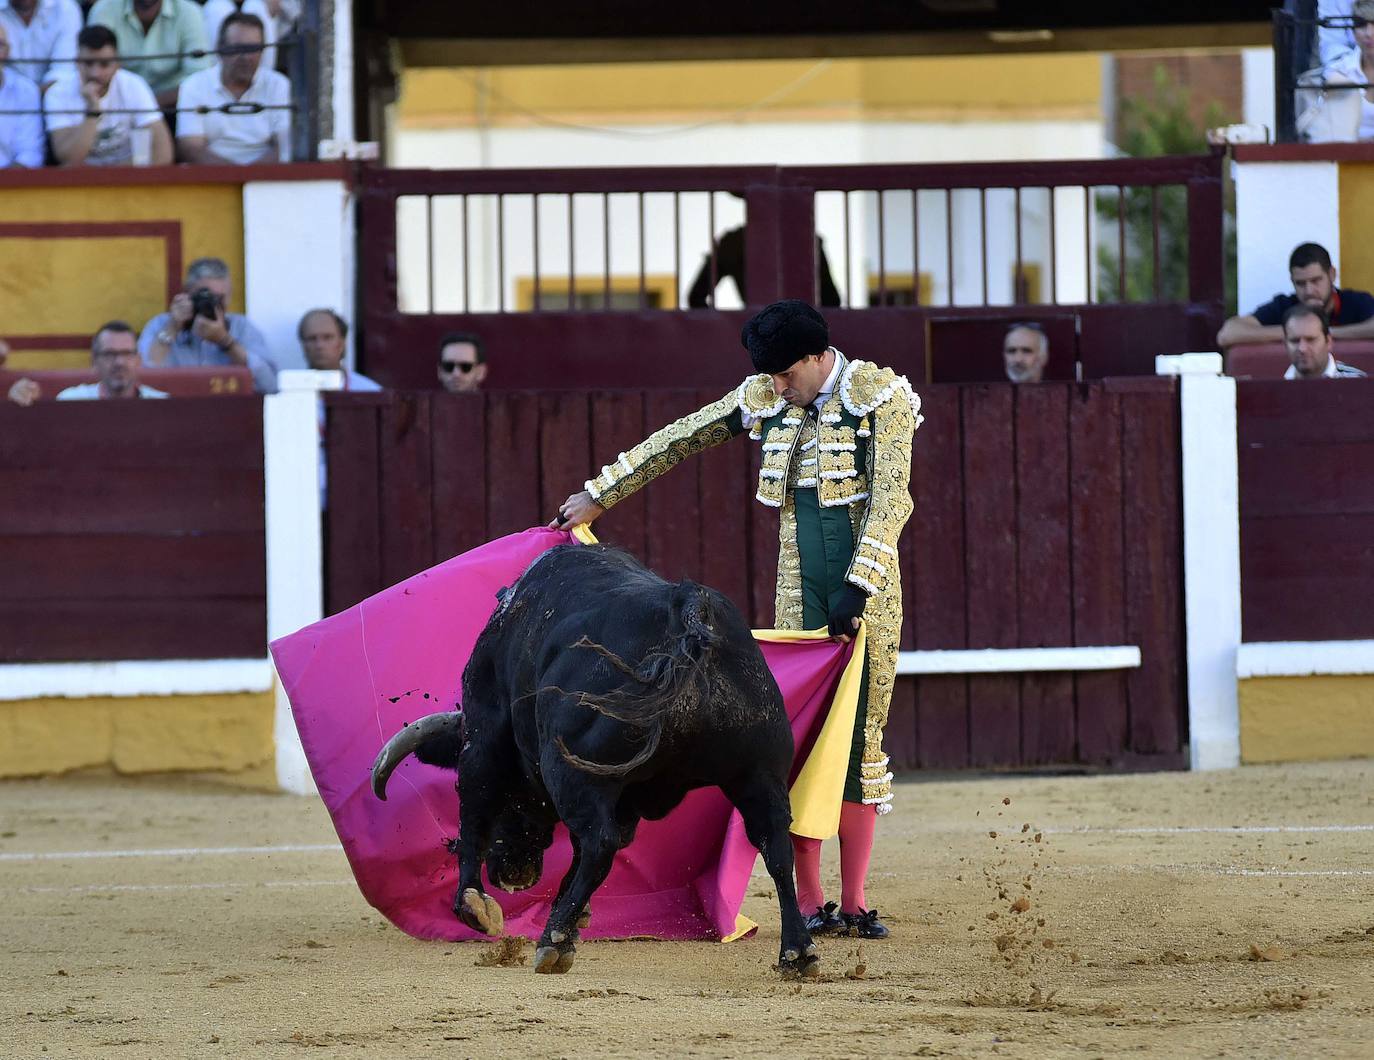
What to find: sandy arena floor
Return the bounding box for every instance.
[2,760,1373,1059]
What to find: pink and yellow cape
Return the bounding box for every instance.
[270,526,864,943]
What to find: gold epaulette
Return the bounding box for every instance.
[837,360,924,428]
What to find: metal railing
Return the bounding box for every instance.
[367,155,1224,317]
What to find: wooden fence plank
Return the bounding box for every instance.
[1237,378,1374,446]
[0,533,264,601]
[962,385,1020,766]
[430,394,488,563]
[0,399,264,469]
[589,392,648,559]
[1121,382,1185,753]
[1014,384,1076,764]
[538,393,592,533]
[1242,514,1374,640]
[748,441,780,628]
[643,391,705,585]
[0,599,265,662]
[0,468,264,535]
[485,393,543,538]
[325,398,382,614]
[694,388,752,615]
[1070,384,1129,763]
[379,392,435,587]
[1238,443,1374,519]
[909,384,969,768]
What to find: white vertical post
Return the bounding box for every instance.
[1156,353,1242,770]
[264,369,343,794]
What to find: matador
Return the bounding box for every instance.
[555,299,921,939]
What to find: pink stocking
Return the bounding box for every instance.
[838,800,877,914]
[790,834,824,912]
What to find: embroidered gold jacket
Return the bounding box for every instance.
[586,358,922,598]
[584,356,920,812]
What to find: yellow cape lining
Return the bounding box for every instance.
[568,524,864,943]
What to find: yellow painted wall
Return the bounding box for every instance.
[1239,675,1374,764]
[1338,162,1374,295]
[0,692,276,787]
[0,184,244,370]
[399,54,1102,128]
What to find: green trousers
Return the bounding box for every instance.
[794,487,870,802]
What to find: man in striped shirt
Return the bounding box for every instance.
[1282,304,1368,379]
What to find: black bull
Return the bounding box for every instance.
[371,544,819,976]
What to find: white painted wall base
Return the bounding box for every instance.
[1238,640,1374,678]
[1158,353,1242,771]
[897,646,1140,675]
[0,659,273,702]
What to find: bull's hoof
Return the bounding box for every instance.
[575,907,591,931]
[777,943,821,980]
[457,888,505,937]
[533,944,576,974]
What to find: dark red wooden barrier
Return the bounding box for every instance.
[0,400,266,661]
[326,379,1185,772]
[1238,378,1374,642]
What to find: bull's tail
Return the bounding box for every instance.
[370,711,464,801]
[556,581,720,777]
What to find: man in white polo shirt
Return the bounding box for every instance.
[0,0,83,90]
[44,24,172,166]
[176,11,289,165]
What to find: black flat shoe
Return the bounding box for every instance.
[842,908,890,939]
[804,901,845,935]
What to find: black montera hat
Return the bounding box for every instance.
[740,299,830,375]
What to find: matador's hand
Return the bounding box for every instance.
[549,490,605,530]
[828,584,868,643]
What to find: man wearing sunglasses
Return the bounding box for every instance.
[437,332,487,394]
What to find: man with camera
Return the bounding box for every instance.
[139,256,278,393]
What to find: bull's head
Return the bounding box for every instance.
[486,811,554,892]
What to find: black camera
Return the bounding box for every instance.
[191,288,221,321]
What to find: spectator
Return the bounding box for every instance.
[1283,304,1368,379]
[1217,242,1374,350]
[45,24,173,166]
[140,256,278,393]
[201,0,276,73]
[1002,322,1049,383]
[437,332,486,393]
[87,0,210,109]
[0,0,83,90]
[176,12,289,165]
[298,308,381,390]
[58,321,169,399]
[0,337,43,406]
[686,225,842,308]
[1297,0,1374,142]
[0,22,45,168]
[1319,0,1358,67]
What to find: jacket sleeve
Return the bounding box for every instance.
[845,392,917,595]
[587,390,745,510]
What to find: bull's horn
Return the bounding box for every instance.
[370,712,462,801]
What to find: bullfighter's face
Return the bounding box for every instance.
[769,350,832,408]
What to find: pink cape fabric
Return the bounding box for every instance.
[270,528,853,942]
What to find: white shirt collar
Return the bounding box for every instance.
[812,347,844,409]
[1284,354,1339,379]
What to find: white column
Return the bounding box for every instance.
[243,180,355,374]
[264,369,342,794]
[1156,353,1241,770]
[1241,48,1276,135]
[331,0,354,146]
[1233,161,1339,313]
